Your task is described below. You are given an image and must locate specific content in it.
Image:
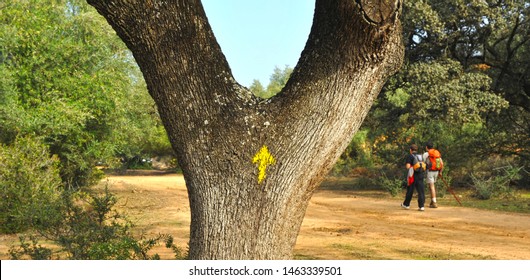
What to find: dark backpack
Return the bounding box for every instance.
[412,154,426,173]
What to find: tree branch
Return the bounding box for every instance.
[86,0,251,107]
[271,0,402,110]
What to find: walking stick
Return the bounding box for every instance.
[439,175,463,206]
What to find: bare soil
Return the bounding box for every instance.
[2,173,529,260]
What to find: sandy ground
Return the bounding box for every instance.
[2,173,529,260]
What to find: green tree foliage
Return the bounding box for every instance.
[1,0,172,187]
[402,60,507,123]
[109,71,174,170]
[401,0,530,164]
[367,59,508,169]
[2,0,124,187]
[250,65,293,99]
[1,2,180,260]
[341,0,529,188]
[332,129,374,176]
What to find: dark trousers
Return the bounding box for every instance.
[403,178,425,208]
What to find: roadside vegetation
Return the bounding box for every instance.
[1,0,180,260]
[1,0,528,259]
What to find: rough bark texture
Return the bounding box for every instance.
[87,0,404,259]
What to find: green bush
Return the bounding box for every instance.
[1,137,184,259]
[0,136,63,233]
[10,186,186,260]
[378,172,405,197]
[8,235,53,260]
[471,165,522,200]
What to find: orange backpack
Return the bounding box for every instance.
[427,149,444,171]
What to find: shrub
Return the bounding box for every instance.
[378,172,405,197]
[1,137,185,259]
[8,235,53,260]
[0,136,63,233]
[471,165,522,200]
[9,185,186,260]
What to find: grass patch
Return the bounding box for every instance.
[293,254,321,260]
[462,198,530,213]
[520,193,530,199]
[443,189,530,214]
[330,243,389,260]
[395,248,495,260]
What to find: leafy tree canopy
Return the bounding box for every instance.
[1,0,171,187]
[336,0,529,184]
[250,65,293,99]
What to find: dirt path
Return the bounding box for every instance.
[2,173,529,260]
[298,190,530,259]
[101,174,530,260]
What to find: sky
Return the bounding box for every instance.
[201,0,315,87]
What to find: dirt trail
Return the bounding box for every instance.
[105,174,530,260]
[2,173,529,260]
[298,190,530,259]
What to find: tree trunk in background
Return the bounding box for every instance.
[87,0,404,259]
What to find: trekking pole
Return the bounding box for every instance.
[439,175,463,206]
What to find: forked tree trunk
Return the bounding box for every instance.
[87,0,404,259]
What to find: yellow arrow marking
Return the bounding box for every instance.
[252,145,276,184]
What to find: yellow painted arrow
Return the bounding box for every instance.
[252,145,276,184]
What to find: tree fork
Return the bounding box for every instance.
[87,0,404,259]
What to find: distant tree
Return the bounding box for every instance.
[87,0,404,259]
[249,80,266,98]
[250,65,293,99]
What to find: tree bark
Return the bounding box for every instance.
[87,0,404,259]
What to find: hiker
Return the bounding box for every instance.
[423,142,444,208]
[401,144,426,211]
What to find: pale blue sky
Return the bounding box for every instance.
[202,0,315,87]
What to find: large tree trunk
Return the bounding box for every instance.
[87,0,404,259]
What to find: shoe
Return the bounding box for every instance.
[401,203,410,210]
[430,201,438,208]
[419,207,425,211]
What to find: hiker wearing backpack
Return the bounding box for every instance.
[423,142,444,208]
[401,144,426,211]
